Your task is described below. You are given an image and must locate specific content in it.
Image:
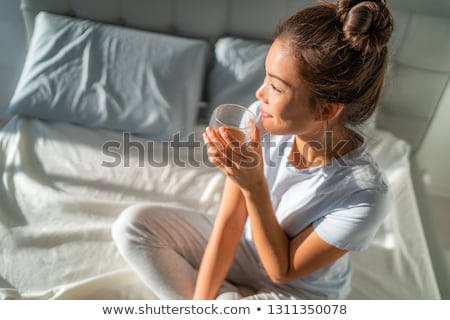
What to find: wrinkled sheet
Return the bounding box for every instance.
[0,116,441,299]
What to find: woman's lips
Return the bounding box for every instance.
[261,109,273,118]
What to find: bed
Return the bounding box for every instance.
[1,0,449,300]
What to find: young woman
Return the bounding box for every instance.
[112,0,394,300]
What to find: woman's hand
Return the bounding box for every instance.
[203,126,264,192]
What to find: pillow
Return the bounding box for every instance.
[206,37,270,116]
[8,12,210,140]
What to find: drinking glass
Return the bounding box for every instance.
[209,104,256,144]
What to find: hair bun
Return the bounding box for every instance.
[337,0,393,55]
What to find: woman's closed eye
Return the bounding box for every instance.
[271,83,282,93]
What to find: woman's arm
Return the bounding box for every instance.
[242,181,347,284]
[192,177,248,300]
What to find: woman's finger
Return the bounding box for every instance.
[204,132,223,159]
[205,127,239,167]
[217,127,249,164]
[252,126,261,143]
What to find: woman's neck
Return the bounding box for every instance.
[289,126,358,170]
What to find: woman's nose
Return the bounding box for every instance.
[255,82,266,103]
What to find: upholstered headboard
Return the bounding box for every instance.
[19,0,450,152]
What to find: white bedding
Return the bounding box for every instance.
[0,115,441,299]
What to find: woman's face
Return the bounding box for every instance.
[256,39,322,137]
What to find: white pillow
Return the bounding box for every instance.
[207,37,270,115]
[8,12,210,140]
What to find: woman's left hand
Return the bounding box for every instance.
[203,126,264,192]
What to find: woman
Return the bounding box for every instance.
[112,0,394,300]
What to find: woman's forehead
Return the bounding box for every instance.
[266,39,304,86]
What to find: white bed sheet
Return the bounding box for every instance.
[0,115,440,299]
[348,132,440,299]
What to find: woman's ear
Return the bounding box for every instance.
[317,102,344,122]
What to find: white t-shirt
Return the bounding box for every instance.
[244,101,390,299]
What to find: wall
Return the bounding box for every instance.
[417,84,450,198]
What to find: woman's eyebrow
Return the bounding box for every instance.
[267,72,293,88]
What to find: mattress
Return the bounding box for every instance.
[0,115,441,299]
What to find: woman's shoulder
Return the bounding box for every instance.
[324,134,389,195]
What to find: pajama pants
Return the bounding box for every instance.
[112,203,325,300]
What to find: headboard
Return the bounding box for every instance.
[19,0,450,153]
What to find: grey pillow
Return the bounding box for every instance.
[8,12,210,140]
[207,36,270,116]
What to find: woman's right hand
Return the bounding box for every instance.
[203,126,264,193]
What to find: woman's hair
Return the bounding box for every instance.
[273,0,394,125]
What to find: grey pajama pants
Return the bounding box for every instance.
[112,203,324,300]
